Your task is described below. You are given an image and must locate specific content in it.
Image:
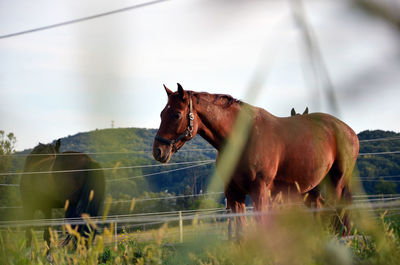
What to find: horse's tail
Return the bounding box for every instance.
[75,160,105,237]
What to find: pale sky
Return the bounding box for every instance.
[0,0,399,150]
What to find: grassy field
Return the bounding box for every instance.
[1,206,400,265]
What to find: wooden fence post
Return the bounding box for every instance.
[114,220,118,249]
[226,198,233,241]
[179,211,183,243]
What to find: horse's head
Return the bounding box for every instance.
[153,83,199,163]
[24,139,61,170]
[30,139,61,155]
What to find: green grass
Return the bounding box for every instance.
[1,208,400,265]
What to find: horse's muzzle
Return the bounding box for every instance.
[152,145,172,163]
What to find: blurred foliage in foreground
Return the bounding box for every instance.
[1,207,400,264]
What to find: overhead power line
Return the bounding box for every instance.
[0,0,171,40]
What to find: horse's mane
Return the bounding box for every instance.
[24,144,56,171]
[194,92,242,108]
[30,139,62,155]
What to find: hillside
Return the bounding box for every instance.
[56,128,400,197]
[12,128,400,196]
[2,128,400,219]
[16,128,400,189]
[357,130,400,194]
[45,128,218,199]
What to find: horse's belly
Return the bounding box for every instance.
[273,175,322,194]
[275,156,334,193]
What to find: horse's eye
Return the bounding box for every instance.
[174,112,182,119]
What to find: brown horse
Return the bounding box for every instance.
[152,84,359,237]
[20,139,105,248]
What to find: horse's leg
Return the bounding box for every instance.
[23,206,35,248]
[328,160,354,236]
[304,186,324,209]
[225,181,246,240]
[249,178,268,223]
[41,207,55,262]
[42,207,52,250]
[340,185,353,235]
[62,202,78,248]
[303,186,325,227]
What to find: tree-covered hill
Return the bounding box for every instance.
[13,127,218,202]
[2,128,400,219]
[357,130,400,194]
[13,128,400,197]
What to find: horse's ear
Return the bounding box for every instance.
[163,84,173,96]
[55,139,61,152]
[177,83,187,99]
[303,107,309,115]
[291,108,296,116]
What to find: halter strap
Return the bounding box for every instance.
[155,93,194,152]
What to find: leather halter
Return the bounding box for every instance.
[155,93,195,152]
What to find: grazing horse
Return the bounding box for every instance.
[20,140,105,248]
[152,84,359,237]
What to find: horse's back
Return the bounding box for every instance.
[52,152,101,202]
[280,112,358,149]
[53,151,94,169]
[302,112,358,156]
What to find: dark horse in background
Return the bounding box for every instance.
[153,84,359,237]
[20,139,105,248]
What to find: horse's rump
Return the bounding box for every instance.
[268,112,359,194]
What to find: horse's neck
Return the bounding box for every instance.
[195,95,243,150]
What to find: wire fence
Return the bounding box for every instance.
[1,198,399,230]
[1,192,400,210]
[0,148,398,178]
[0,148,217,158]
[108,161,213,182]
[0,159,214,177]
[0,144,398,209]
